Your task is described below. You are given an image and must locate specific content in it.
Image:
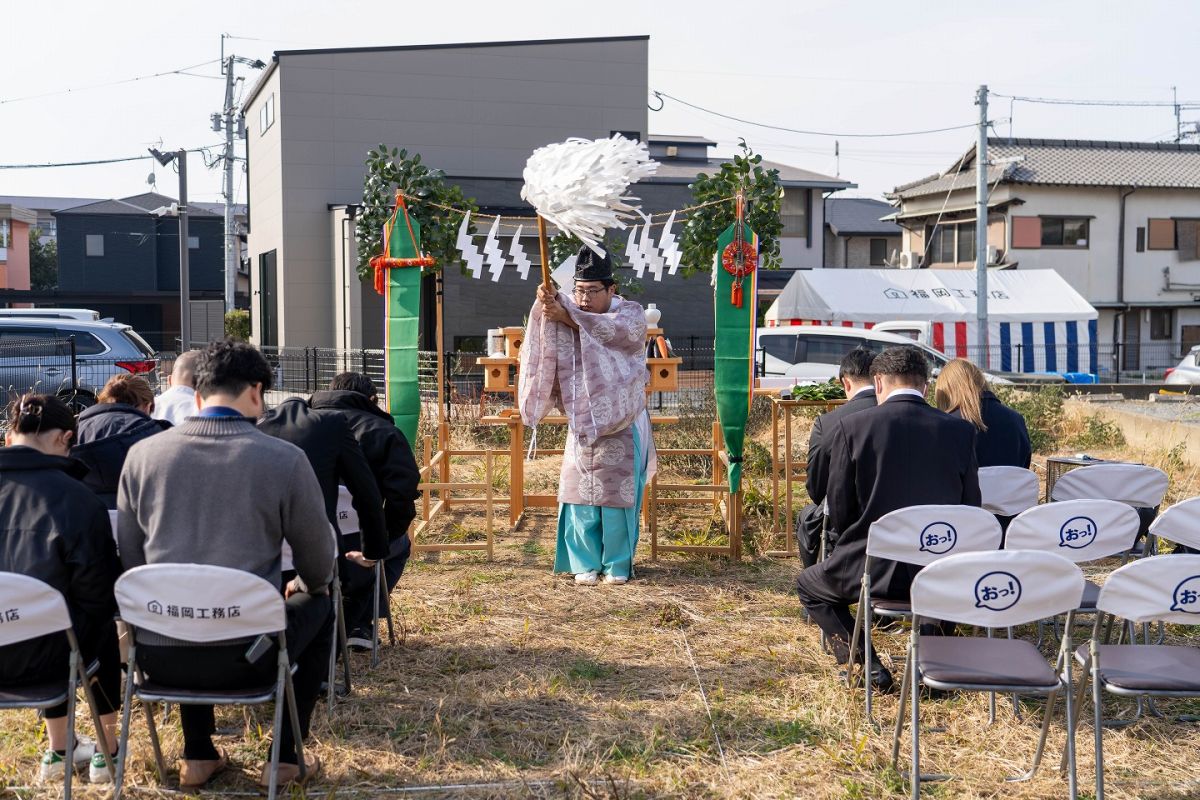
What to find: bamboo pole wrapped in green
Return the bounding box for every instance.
[713,203,759,495]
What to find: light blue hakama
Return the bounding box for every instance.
[553,416,648,579]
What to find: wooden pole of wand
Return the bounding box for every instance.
[537,215,552,289]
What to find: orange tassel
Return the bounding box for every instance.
[731,283,743,308]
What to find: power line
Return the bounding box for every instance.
[0,59,222,105]
[651,90,987,138]
[992,91,1200,109]
[0,145,221,170]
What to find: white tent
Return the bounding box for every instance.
[765,269,1099,374]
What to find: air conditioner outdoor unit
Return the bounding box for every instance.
[987,244,1002,265]
[898,251,921,269]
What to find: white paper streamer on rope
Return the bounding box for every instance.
[507,225,531,280]
[550,253,578,288]
[520,135,659,256]
[483,215,506,282]
[639,213,665,282]
[624,225,644,278]
[659,210,682,275]
[456,212,486,279]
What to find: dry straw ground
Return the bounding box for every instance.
[4,393,1200,799]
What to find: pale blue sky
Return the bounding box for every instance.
[2,0,1196,204]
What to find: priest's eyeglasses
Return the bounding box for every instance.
[573,286,609,298]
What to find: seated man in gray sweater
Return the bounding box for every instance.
[117,338,334,789]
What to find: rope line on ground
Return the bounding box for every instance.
[678,629,731,780]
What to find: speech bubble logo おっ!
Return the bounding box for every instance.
[974,571,1023,612]
[1170,576,1200,614]
[1058,516,1098,550]
[918,522,958,555]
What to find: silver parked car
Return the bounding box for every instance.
[1165,346,1200,385]
[0,317,159,410]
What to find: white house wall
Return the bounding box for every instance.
[245,66,283,344]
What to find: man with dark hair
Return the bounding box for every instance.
[796,345,980,690]
[796,347,878,567]
[117,338,334,787]
[310,372,419,648]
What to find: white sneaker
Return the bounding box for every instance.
[603,574,628,585]
[574,570,599,586]
[88,750,114,784]
[37,736,93,782]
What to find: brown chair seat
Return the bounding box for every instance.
[1075,644,1200,692]
[919,636,1059,690]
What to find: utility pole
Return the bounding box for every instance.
[1174,86,1182,144]
[178,150,191,349]
[214,35,266,314]
[221,45,237,313]
[150,147,192,349]
[975,84,989,362]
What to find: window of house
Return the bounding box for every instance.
[188,236,200,250]
[259,93,275,135]
[86,234,104,257]
[1148,218,1176,250]
[957,222,977,263]
[1011,216,1042,248]
[1136,227,1146,252]
[1150,309,1174,341]
[1041,217,1089,247]
[780,190,807,237]
[869,238,888,266]
[0,219,9,249]
[928,225,957,263]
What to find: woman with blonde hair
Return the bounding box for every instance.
[935,359,1031,468]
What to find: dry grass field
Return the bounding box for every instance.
[4,391,1200,799]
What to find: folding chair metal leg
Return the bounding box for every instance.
[909,629,921,800]
[891,644,911,770]
[114,643,139,799]
[846,580,866,689]
[266,655,288,800]
[64,649,78,800]
[279,633,307,783]
[864,595,876,724]
[76,658,116,784]
[141,692,168,783]
[371,562,382,668]
[1091,639,1105,800]
[337,579,351,690]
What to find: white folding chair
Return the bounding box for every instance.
[1084,555,1200,800]
[846,505,1003,723]
[0,573,115,797]
[893,550,1085,799]
[1051,464,1168,555]
[979,466,1040,521]
[284,522,351,711]
[336,485,396,668]
[112,564,307,800]
[1006,499,1139,628]
[1147,495,1200,554]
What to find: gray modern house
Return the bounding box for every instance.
[242,35,852,351]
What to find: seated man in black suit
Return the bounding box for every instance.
[796,345,980,690]
[796,348,878,568]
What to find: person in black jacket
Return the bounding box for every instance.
[310,373,419,648]
[796,348,878,567]
[934,358,1032,469]
[796,346,981,690]
[258,397,388,575]
[71,374,170,509]
[0,395,122,784]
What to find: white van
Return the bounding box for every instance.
[0,308,101,321]
[757,326,951,380]
[871,320,930,344]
